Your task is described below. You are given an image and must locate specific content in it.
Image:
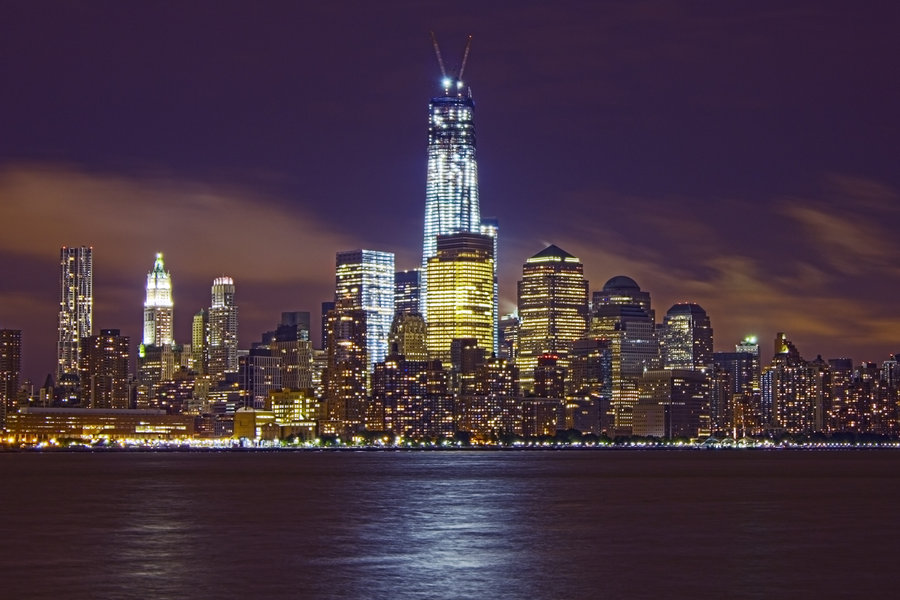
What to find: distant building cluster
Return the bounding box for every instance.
[2,60,899,446]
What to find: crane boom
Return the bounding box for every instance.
[430,31,448,79]
[458,35,473,81]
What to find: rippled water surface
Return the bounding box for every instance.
[2,450,898,599]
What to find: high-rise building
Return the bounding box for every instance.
[661,303,714,371]
[516,245,589,392]
[79,329,130,409]
[589,276,660,435]
[143,253,174,347]
[0,329,22,428]
[208,277,238,379]
[394,269,421,316]
[335,250,395,373]
[191,309,209,374]
[58,246,93,380]
[424,232,495,364]
[422,58,480,280]
[321,299,367,436]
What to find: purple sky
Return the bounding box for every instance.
[2,0,899,382]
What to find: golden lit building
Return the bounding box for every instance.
[516,245,588,392]
[425,233,494,364]
[6,407,194,443]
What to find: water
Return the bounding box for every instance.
[1,450,898,599]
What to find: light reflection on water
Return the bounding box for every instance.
[1,450,899,599]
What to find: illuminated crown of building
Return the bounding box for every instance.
[143,252,173,346]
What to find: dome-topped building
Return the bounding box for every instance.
[592,275,654,321]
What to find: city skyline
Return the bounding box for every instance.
[2,2,899,382]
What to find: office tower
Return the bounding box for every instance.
[516,245,589,392]
[389,313,428,361]
[592,275,654,321]
[208,277,238,379]
[0,329,22,427]
[479,218,499,354]
[191,309,209,374]
[57,246,93,380]
[321,299,367,436]
[263,312,314,391]
[335,250,395,373]
[79,329,130,409]
[424,232,495,364]
[421,39,484,324]
[590,276,660,435]
[143,253,174,347]
[661,303,713,370]
[394,269,421,316]
[499,314,520,362]
[633,369,710,439]
[240,350,283,409]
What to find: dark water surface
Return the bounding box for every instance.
[1,450,898,599]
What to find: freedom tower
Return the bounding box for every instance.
[421,34,497,352]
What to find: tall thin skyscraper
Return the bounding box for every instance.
[335,249,395,373]
[57,246,93,380]
[422,37,497,337]
[208,276,238,379]
[143,253,174,346]
[516,245,589,392]
[0,329,22,427]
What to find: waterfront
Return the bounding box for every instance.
[1,450,897,599]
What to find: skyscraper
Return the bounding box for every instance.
[79,329,130,409]
[424,232,495,364]
[516,245,589,392]
[143,253,174,347]
[57,246,93,380]
[421,38,497,348]
[661,303,714,370]
[335,249,395,373]
[208,277,238,379]
[394,269,422,316]
[0,329,21,428]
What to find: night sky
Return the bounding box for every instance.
[2,1,899,383]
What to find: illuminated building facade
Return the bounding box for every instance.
[321,300,367,436]
[6,407,194,443]
[394,269,421,316]
[661,303,714,370]
[421,75,480,289]
[335,249,395,373]
[760,333,829,433]
[191,309,209,374]
[372,353,453,439]
[590,277,660,435]
[58,246,93,380]
[79,329,130,409]
[424,233,494,364]
[143,253,174,347]
[389,313,428,361]
[208,277,238,379]
[634,369,710,439]
[0,329,22,428]
[516,245,589,392]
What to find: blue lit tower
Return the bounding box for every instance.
[422,35,496,350]
[335,249,395,374]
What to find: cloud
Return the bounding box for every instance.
[0,163,357,285]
